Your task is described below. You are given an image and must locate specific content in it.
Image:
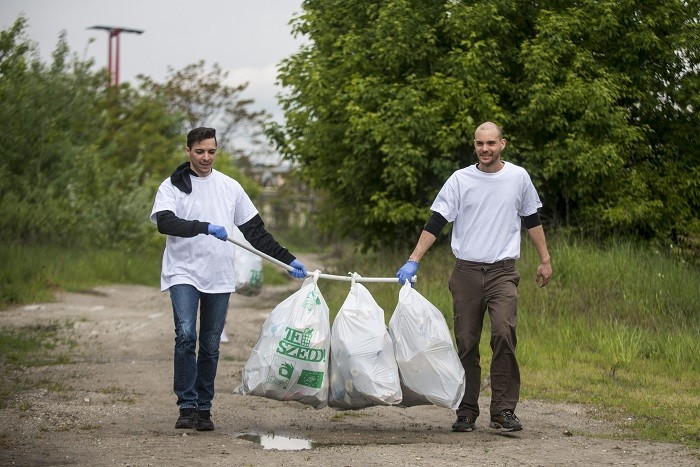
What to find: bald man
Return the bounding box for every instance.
[396,122,552,433]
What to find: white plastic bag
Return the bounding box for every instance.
[328,279,402,409]
[236,274,330,408]
[231,226,263,296]
[389,281,465,410]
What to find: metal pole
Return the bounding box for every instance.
[107,32,113,86]
[115,30,121,86]
[226,236,411,284]
[88,26,144,88]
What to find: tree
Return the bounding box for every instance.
[96,83,184,184]
[0,17,106,244]
[515,0,700,249]
[273,0,540,246]
[274,0,700,255]
[0,16,186,249]
[140,60,269,158]
[274,0,486,246]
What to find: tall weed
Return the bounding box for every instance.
[0,243,161,307]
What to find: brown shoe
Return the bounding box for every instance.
[489,409,523,432]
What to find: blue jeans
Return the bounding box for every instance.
[169,284,230,411]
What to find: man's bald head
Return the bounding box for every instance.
[475,122,503,139]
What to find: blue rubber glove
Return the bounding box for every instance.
[288,259,307,279]
[207,224,228,240]
[396,260,418,285]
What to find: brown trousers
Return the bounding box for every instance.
[448,259,521,420]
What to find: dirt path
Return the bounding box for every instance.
[1,262,697,466]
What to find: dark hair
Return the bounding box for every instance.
[186,127,217,149]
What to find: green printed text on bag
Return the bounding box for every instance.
[276,327,326,362]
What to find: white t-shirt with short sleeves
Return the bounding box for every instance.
[150,169,258,293]
[430,161,542,263]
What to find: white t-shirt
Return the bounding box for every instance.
[149,169,258,293]
[430,162,542,263]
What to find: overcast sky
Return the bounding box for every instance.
[1,0,306,122]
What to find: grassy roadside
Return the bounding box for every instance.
[0,242,290,308]
[0,243,163,306]
[313,234,699,449]
[0,320,77,410]
[1,235,698,449]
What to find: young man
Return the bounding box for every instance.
[150,127,307,431]
[396,122,552,433]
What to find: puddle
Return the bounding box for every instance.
[236,433,314,450]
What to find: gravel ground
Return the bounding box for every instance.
[1,269,698,466]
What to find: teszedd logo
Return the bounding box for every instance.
[276,327,326,363]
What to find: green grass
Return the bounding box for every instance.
[0,322,75,409]
[0,242,161,307]
[514,236,699,447]
[313,234,699,448]
[262,262,293,286]
[0,322,74,366]
[0,242,291,309]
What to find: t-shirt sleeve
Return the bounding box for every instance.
[518,171,542,217]
[150,180,178,224]
[430,174,459,222]
[232,185,259,226]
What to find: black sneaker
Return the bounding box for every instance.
[175,408,197,429]
[489,409,523,432]
[451,416,476,432]
[195,410,215,431]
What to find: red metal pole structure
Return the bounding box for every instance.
[88,26,144,87]
[113,29,120,86]
[107,31,113,85]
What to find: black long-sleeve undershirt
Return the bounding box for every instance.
[422,210,542,237]
[424,211,448,237]
[238,214,295,265]
[155,210,208,237]
[155,210,294,264]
